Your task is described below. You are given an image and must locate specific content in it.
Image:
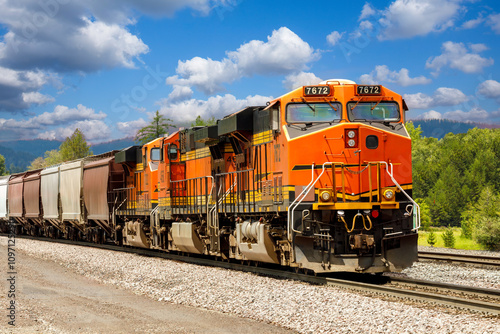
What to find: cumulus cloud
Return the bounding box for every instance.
[487,13,500,34]
[404,87,468,109]
[359,3,376,21]
[0,104,109,142]
[378,0,461,40]
[417,110,443,120]
[0,0,231,112]
[477,80,500,99]
[0,66,58,111]
[167,85,194,103]
[426,41,494,75]
[443,107,490,122]
[117,118,149,136]
[461,15,485,30]
[37,120,111,142]
[22,92,55,105]
[156,94,272,124]
[360,65,431,87]
[34,104,107,126]
[166,27,318,94]
[283,72,323,91]
[414,107,493,122]
[326,31,343,46]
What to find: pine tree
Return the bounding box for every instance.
[441,227,456,248]
[427,231,437,247]
[135,111,175,144]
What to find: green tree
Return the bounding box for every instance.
[441,227,455,248]
[470,187,500,250]
[28,157,46,171]
[416,198,432,230]
[191,115,216,127]
[0,154,7,175]
[427,231,437,247]
[44,149,63,166]
[60,129,92,161]
[135,111,175,144]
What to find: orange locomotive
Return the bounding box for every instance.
[113,79,420,273]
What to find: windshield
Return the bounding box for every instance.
[286,102,341,123]
[347,102,400,122]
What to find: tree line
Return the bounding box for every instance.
[407,122,500,250]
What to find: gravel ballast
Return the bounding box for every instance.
[4,237,500,334]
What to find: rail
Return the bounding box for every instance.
[418,251,500,268]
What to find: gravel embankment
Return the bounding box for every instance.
[3,237,499,334]
[386,246,500,290]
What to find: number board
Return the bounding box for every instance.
[356,85,382,95]
[303,85,331,96]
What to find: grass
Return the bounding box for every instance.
[418,227,485,250]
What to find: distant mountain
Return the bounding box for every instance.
[0,138,136,172]
[410,119,500,139]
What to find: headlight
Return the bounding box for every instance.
[320,191,332,202]
[347,130,356,138]
[347,139,356,147]
[383,189,394,200]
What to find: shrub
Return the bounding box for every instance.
[442,227,455,248]
[473,217,500,251]
[427,231,437,247]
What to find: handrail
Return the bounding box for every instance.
[376,161,420,231]
[287,162,333,241]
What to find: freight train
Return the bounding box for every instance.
[0,80,420,273]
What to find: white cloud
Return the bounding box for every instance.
[359,3,376,20]
[477,80,500,99]
[426,41,494,75]
[21,92,55,105]
[283,72,323,91]
[360,65,431,87]
[487,13,500,34]
[461,15,484,29]
[167,85,194,103]
[0,66,58,111]
[166,27,318,94]
[418,110,443,120]
[116,118,148,135]
[37,120,111,142]
[0,104,109,142]
[167,57,239,95]
[443,107,490,122]
[34,104,107,126]
[0,0,232,112]
[413,106,494,122]
[378,0,461,40]
[326,31,343,46]
[156,94,272,124]
[404,87,468,109]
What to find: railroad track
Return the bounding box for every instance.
[4,234,500,316]
[418,251,500,268]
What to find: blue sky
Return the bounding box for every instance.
[0,0,499,143]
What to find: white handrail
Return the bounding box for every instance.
[377,161,420,231]
[287,162,333,241]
